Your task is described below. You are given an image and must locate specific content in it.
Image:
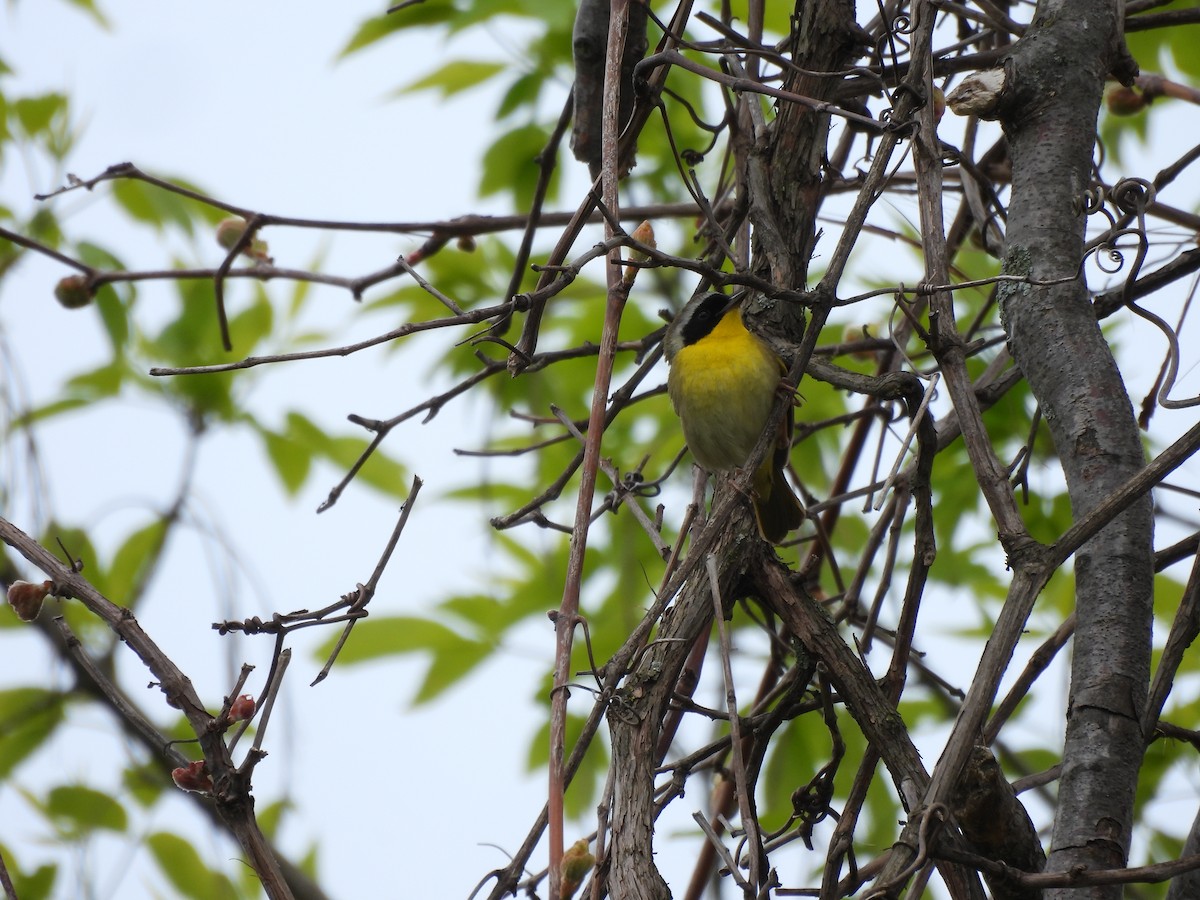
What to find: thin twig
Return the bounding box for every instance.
[705,553,764,895]
[312,477,423,683]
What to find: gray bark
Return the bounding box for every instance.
[996,2,1153,896]
[605,506,752,900]
[1165,805,1200,900]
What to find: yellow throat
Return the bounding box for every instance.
[664,293,804,543]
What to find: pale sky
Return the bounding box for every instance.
[1,4,565,898]
[4,4,1200,900]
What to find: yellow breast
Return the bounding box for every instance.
[667,310,782,471]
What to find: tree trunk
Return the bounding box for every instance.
[996,2,1152,896]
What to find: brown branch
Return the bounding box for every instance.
[33,615,327,900]
[1047,416,1200,569]
[33,161,706,236]
[0,516,293,899]
[0,846,16,900]
[502,94,574,314]
[550,3,635,896]
[638,49,885,132]
[1126,8,1200,32]
[1143,545,1200,740]
[705,553,765,893]
[311,477,422,682]
[150,300,518,376]
[984,614,1076,744]
[934,846,1200,890]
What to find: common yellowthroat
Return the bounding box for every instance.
[664,292,804,543]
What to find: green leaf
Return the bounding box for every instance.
[413,638,490,704]
[259,425,313,495]
[479,124,554,209]
[299,844,319,879]
[12,94,67,136]
[1124,9,1172,71]
[93,285,131,352]
[64,359,127,399]
[496,71,545,120]
[110,179,163,229]
[283,411,329,449]
[74,240,134,350]
[9,397,91,429]
[12,358,136,430]
[283,412,408,500]
[286,245,328,319]
[123,760,167,808]
[144,280,240,420]
[45,785,127,835]
[315,615,491,703]
[147,832,237,899]
[257,798,292,840]
[147,279,221,363]
[326,433,408,498]
[400,60,506,98]
[338,9,455,58]
[445,0,565,34]
[62,0,111,27]
[760,714,829,828]
[110,178,215,235]
[1153,573,1185,626]
[1167,23,1200,79]
[74,240,127,272]
[0,842,56,900]
[440,593,509,636]
[227,287,274,353]
[106,518,168,606]
[317,614,460,661]
[26,208,63,248]
[526,713,607,818]
[0,689,67,778]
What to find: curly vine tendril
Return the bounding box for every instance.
[1086,178,1200,410]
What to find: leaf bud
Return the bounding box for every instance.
[215,217,272,263]
[560,838,595,899]
[215,217,248,250]
[171,760,213,793]
[1106,86,1146,116]
[7,580,52,621]
[623,220,657,286]
[54,275,92,309]
[229,694,256,721]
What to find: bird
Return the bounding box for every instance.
[663,291,804,543]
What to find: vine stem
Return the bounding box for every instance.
[548,1,632,897]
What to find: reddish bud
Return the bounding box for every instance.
[630,220,656,250]
[54,275,92,309]
[7,580,52,621]
[1106,86,1146,116]
[229,694,256,721]
[171,760,213,793]
[623,220,658,286]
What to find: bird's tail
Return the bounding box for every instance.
[752,464,804,544]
